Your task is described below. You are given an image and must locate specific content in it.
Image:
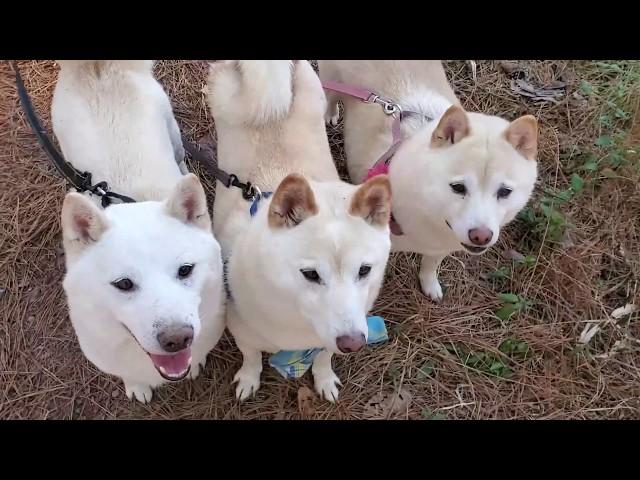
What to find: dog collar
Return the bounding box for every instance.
[268,316,388,379]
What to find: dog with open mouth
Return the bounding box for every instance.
[207,60,392,402]
[53,61,225,403]
[318,60,539,302]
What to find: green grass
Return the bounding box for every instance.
[444,339,531,380]
[520,61,640,247]
[495,293,535,322]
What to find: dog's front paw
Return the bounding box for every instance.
[420,274,443,303]
[233,367,261,401]
[188,361,204,380]
[313,370,342,403]
[124,382,153,404]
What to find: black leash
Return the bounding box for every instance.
[182,137,260,201]
[15,61,258,206]
[12,61,136,208]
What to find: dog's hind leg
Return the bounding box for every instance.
[124,380,153,404]
[312,350,341,402]
[166,113,189,174]
[324,90,340,127]
[419,253,446,303]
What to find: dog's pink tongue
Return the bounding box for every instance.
[149,348,191,375]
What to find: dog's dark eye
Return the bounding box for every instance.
[497,187,512,199]
[358,265,372,279]
[300,269,321,284]
[450,183,467,196]
[112,278,135,292]
[178,264,194,278]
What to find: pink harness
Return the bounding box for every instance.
[321,80,431,235]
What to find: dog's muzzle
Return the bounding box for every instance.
[462,243,488,255]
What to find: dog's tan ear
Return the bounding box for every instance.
[505,115,538,160]
[269,173,318,228]
[166,173,211,231]
[431,105,470,147]
[61,192,109,247]
[349,175,392,228]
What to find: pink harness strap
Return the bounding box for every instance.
[322,80,429,236]
[321,80,378,103]
[322,80,420,177]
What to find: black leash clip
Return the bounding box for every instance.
[227,174,258,201]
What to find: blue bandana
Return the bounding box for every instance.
[268,316,388,379]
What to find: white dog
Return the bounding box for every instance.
[207,60,392,402]
[318,60,539,301]
[53,60,225,403]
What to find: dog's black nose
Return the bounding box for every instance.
[157,325,194,353]
[468,227,493,246]
[336,333,366,353]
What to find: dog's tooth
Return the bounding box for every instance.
[159,366,167,375]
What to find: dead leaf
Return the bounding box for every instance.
[561,230,576,250]
[547,79,567,89]
[612,303,638,319]
[505,249,526,262]
[571,91,588,109]
[498,60,526,78]
[578,322,601,345]
[468,60,477,82]
[558,68,578,87]
[363,387,412,419]
[510,78,565,104]
[297,386,316,419]
[595,339,628,359]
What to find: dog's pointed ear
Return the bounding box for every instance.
[505,115,538,160]
[431,105,470,147]
[349,175,392,228]
[166,173,211,231]
[61,192,109,248]
[268,173,318,228]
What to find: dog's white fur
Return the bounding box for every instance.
[208,60,392,402]
[318,60,539,301]
[53,60,225,403]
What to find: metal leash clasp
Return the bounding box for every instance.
[377,98,402,118]
[252,185,262,201]
[91,180,110,197]
[365,92,402,118]
[242,182,261,201]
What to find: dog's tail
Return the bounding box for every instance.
[207,60,294,127]
[56,60,154,74]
